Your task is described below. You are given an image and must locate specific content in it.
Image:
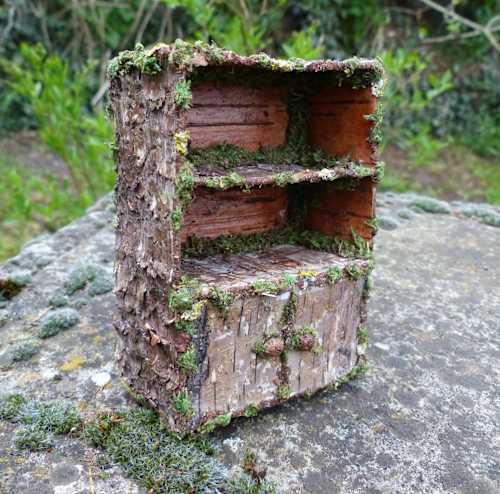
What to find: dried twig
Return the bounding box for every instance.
[417,0,500,53]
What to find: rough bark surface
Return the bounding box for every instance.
[110,67,188,429]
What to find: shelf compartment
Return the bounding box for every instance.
[182,244,369,292]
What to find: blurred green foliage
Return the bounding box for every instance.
[0,0,499,260]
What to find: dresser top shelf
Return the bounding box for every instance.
[193,162,375,190]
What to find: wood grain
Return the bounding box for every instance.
[306,178,376,240]
[181,186,288,241]
[187,83,288,151]
[309,87,377,163]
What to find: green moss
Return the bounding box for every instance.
[107,43,161,78]
[174,79,192,109]
[64,263,102,295]
[357,326,369,352]
[251,279,282,295]
[172,391,194,417]
[289,326,319,351]
[11,341,39,363]
[206,171,247,190]
[365,218,380,234]
[170,207,183,231]
[0,274,29,300]
[174,131,190,157]
[409,196,452,214]
[208,287,234,316]
[274,171,297,187]
[14,425,54,451]
[365,103,384,147]
[175,162,195,207]
[38,308,80,338]
[0,394,27,420]
[326,266,342,283]
[48,293,68,308]
[178,344,197,375]
[243,403,260,418]
[228,473,279,494]
[17,399,80,434]
[84,407,226,493]
[346,262,365,280]
[200,411,232,434]
[330,362,369,391]
[276,385,291,400]
[88,273,114,296]
[375,161,385,182]
[184,225,373,261]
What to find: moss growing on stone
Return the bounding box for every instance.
[346,262,365,280]
[64,263,102,295]
[172,391,194,417]
[88,273,114,296]
[84,407,227,493]
[0,394,27,420]
[178,344,197,375]
[409,196,452,214]
[174,79,192,109]
[48,293,68,308]
[0,270,31,300]
[200,411,232,434]
[11,341,39,363]
[14,424,55,451]
[38,308,80,338]
[174,131,190,157]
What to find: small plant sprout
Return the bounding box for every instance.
[276,385,291,400]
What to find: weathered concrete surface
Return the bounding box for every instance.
[0,192,499,493]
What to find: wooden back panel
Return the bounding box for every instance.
[187,84,289,151]
[305,178,375,241]
[308,87,376,163]
[181,186,288,242]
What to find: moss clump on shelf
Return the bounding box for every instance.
[206,171,248,190]
[274,171,297,187]
[326,266,342,283]
[176,162,195,207]
[208,287,234,316]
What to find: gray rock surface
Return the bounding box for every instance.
[0,192,499,494]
